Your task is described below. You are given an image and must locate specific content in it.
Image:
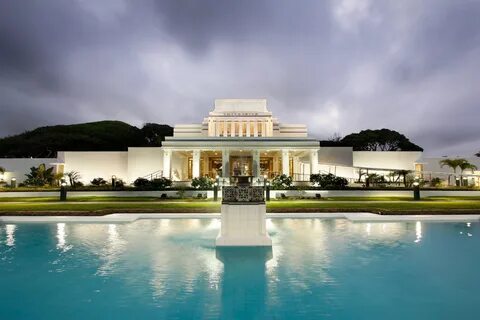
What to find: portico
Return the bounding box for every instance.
[160,99,320,182]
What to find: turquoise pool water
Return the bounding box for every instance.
[0,219,478,319]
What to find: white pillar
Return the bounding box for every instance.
[216,121,221,137]
[310,149,319,175]
[231,121,235,137]
[253,120,258,137]
[238,122,243,137]
[208,120,214,136]
[222,149,230,178]
[223,120,228,137]
[282,150,290,176]
[246,121,251,137]
[253,150,260,177]
[163,149,172,179]
[261,121,266,137]
[192,150,201,178]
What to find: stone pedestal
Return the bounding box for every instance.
[216,203,272,247]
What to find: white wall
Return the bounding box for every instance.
[317,164,356,179]
[0,158,59,183]
[127,148,163,182]
[319,147,353,167]
[421,157,480,174]
[63,151,128,185]
[353,151,423,170]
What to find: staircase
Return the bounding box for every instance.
[142,170,163,180]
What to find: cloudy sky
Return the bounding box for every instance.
[1,0,479,156]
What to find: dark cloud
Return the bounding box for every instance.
[0,0,479,156]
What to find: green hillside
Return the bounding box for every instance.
[0,121,173,158]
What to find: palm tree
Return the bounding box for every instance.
[65,171,81,187]
[392,170,412,188]
[439,158,468,186]
[459,161,477,186]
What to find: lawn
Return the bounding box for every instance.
[1,197,480,215]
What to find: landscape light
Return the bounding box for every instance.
[413,176,421,201]
[60,182,67,201]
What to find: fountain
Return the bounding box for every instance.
[215,176,272,247]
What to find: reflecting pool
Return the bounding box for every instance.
[0,219,479,319]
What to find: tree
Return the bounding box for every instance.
[392,170,412,188]
[65,171,81,187]
[439,158,471,186]
[476,151,480,157]
[341,129,423,151]
[0,166,5,174]
[24,164,55,186]
[0,121,174,158]
[459,161,477,186]
[141,123,174,146]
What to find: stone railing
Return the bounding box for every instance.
[222,186,265,204]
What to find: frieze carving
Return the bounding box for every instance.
[222,186,265,203]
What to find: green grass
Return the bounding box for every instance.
[1,198,480,214]
[0,196,210,203]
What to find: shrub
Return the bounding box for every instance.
[133,177,150,187]
[430,177,443,187]
[24,164,55,186]
[310,173,348,189]
[150,177,172,190]
[191,176,214,189]
[114,179,125,188]
[272,174,293,189]
[91,177,107,186]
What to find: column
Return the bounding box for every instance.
[192,150,201,178]
[231,121,235,137]
[309,149,319,175]
[208,120,213,136]
[261,121,266,137]
[238,122,243,137]
[216,121,221,137]
[246,120,251,137]
[223,120,228,137]
[253,120,258,137]
[253,150,260,177]
[281,150,289,176]
[222,149,230,178]
[163,149,172,179]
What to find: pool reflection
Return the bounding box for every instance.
[216,247,272,319]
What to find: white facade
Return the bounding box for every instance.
[6,98,467,186]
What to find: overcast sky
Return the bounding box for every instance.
[1,0,479,156]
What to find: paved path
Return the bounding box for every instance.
[1,212,479,223]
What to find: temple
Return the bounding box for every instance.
[7,98,478,186]
[161,99,320,181]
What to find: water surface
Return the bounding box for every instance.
[0,219,478,319]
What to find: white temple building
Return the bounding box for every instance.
[1,99,479,186]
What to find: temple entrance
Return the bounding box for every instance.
[230,156,252,176]
[209,157,222,177]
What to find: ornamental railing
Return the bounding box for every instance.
[222,186,265,204]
